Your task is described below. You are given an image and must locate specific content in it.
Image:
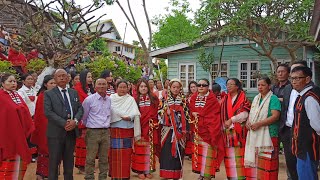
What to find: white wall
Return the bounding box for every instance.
[107,41,135,59]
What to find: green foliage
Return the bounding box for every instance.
[87,38,110,56]
[152,0,201,48]
[84,55,142,82]
[195,0,315,63]
[0,61,16,75]
[26,59,47,74]
[197,47,214,73]
[154,59,168,81]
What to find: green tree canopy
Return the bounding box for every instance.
[152,0,201,48]
[196,0,315,70]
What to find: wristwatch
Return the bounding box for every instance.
[74,118,79,125]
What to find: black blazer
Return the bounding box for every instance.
[44,87,83,138]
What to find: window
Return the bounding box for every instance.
[211,62,229,80]
[277,59,291,65]
[179,63,195,91]
[115,46,120,52]
[239,62,259,89]
[125,47,133,53]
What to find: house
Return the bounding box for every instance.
[79,19,136,59]
[150,37,318,100]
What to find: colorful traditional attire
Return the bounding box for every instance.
[0,89,34,179]
[107,85,115,96]
[292,86,320,180]
[73,82,93,170]
[189,91,225,179]
[30,92,49,178]
[132,95,160,175]
[220,90,251,179]
[185,93,195,157]
[18,85,37,159]
[109,93,141,179]
[159,93,188,179]
[244,91,281,180]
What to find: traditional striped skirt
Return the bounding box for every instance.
[185,132,194,156]
[109,128,134,179]
[131,139,156,174]
[160,129,185,179]
[246,137,279,180]
[192,138,218,178]
[224,146,253,179]
[75,128,87,168]
[0,155,28,180]
[36,153,49,178]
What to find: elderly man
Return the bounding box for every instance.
[44,69,83,180]
[290,66,320,180]
[82,78,111,180]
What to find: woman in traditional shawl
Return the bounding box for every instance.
[132,78,160,179]
[158,78,189,180]
[189,78,224,180]
[31,75,56,179]
[244,77,281,180]
[109,80,141,180]
[73,69,94,173]
[0,73,34,179]
[185,81,198,158]
[220,78,251,179]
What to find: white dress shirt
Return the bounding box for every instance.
[286,89,299,127]
[57,86,74,119]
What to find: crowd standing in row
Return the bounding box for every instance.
[0,60,320,180]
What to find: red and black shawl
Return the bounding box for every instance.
[220,90,251,147]
[189,91,225,166]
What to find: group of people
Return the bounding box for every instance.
[0,60,319,180]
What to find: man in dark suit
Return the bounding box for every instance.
[44,69,83,180]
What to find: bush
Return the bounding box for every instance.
[0,60,16,75]
[84,55,142,83]
[26,59,47,74]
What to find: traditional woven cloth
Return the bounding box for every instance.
[244,91,273,167]
[0,155,27,180]
[109,128,134,179]
[110,93,141,139]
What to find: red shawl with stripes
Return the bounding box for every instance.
[220,90,251,147]
[189,91,225,166]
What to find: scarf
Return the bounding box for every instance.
[221,90,250,147]
[244,91,273,167]
[110,93,141,140]
[6,90,22,104]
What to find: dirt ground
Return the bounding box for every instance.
[23,154,308,180]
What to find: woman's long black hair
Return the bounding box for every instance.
[37,75,53,95]
[79,69,94,94]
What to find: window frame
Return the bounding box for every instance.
[238,61,260,90]
[211,61,229,80]
[178,63,196,92]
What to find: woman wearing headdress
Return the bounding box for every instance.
[31,75,56,179]
[158,78,189,180]
[73,69,94,173]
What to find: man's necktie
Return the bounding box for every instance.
[61,89,72,117]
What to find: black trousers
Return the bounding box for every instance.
[280,126,298,180]
[48,132,76,180]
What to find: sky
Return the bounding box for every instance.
[77,0,201,45]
